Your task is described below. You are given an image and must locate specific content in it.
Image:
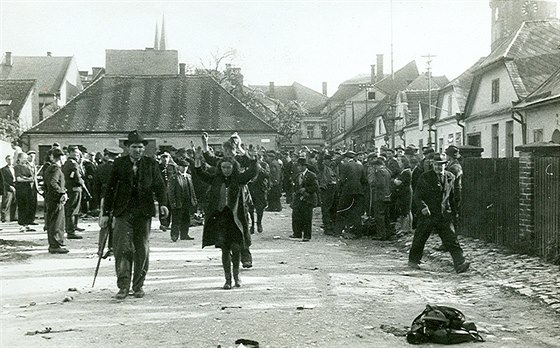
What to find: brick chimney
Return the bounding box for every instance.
[179,63,186,75]
[269,81,275,97]
[370,64,376,84]
[376,54,384,82]
[322,82,328,96]
[47,51,52,57]
[3,52,12,66]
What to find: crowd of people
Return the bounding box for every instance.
[1,129,470,300]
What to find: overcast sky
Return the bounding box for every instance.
[1,1,557,96]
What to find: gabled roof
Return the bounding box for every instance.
[0,56,73,95]
[25,75,276,134]
[402,90,439,125]
[249,82,328,110]
[438,58,486,115]
[406,74,448,91]
[374,61,419,95]
[0,80,35,119]
[476,19,560,98]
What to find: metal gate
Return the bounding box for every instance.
[460,158,520,248]
[534,157,560,262]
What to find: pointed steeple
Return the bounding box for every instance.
[159,15,167,51]
[154,22,160,50]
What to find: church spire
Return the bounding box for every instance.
[159,14,167,51]
[154,22,160,50]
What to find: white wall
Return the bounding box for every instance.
[466,113,523,158]
[525,102,560,142]
[470,66,517,115]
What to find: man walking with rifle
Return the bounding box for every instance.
[100,131,169,300]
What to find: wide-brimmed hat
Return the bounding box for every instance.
[297,154,307,165]
[26,150,37,155]
[105,147,123,155]
[422,147,435,155]
[445,145,460,157]
[395,144,405,151]
[433,153,448,163]
[344,150,357,158]
[124,130,148,146]
[51,148,65,158]
[175,158,190,167]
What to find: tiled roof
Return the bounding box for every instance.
[329,84,362,103]
[477,19,560,98]
[0,56,73,95]
[248,82,327,110]
[0,80,35,119]
[403,90,439,125]
[515,67,560,108]
[25,75,276,134]
[406,74,449,91]
[105,49,178,76]
[440,58,486,114]
[352,96,390,132]
[373,61,419,95]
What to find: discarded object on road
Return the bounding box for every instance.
[406,304,484,344]
[26,327,80,336]
[235,338,259,348]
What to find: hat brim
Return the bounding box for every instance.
[124,140,149,146]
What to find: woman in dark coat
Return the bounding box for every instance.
[194,146,258,289]
[14,152,36,232]
[248,153,270,234]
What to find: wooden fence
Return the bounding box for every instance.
[534,156,560,262]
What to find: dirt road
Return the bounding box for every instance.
[1,207,559,347]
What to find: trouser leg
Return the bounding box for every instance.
[408,216,434,264]
[170,208,181,241]
[131,217,151,292]
[291,204,302,237]
[113,215,134,291]
[302,203,313,240]
[437,218,465,267]
[46,201,65,249]
[374,201,387,239]
[179,209,191,240]
[232,248,241,284]
[221,248,232,284]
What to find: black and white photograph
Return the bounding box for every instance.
[0,0,559,347]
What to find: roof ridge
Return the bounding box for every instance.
[504,22,526,59]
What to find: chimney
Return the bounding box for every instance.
[322,82,328,96]
[47,51,52,57]
[179,63,186,75]
[92,67,103,77]
[269,82,275,97]
[376,54,384,82]
[370,64,376,84]
[232,68,243,87]
[4,52,12,66]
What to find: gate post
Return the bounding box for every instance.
[457,145,483,158]
[515,142,560,252]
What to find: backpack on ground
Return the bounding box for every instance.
[406,304,485,345]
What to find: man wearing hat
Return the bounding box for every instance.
[335,150,367,237]
[168,157,197,242]
[317,151,338,235]
[290,155,319,241]
[408,153,470,273]
[94,147,122,258]
[44,148,69,254]
[62,146,85,239]
[100,130,169,300]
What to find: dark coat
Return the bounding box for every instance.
[368,164,392,202]
[168,172,198,211]
[1,165,16,194]
[393,168,413,214]
[62,158,84,189]
[248,160,270,210]
[93,160,114,206]
[413,169,457,217]
[195,158,258,249]
[338,159,367,196]
[44,164,66,203]
[292,169,319,207]
[103,155,168,218]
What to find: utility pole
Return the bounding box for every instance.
[421,54,436,147]
[359,83,376,149]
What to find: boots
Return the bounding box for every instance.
[222,249,232,290]
[233,250,241,288]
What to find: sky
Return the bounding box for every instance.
[0,0,557,96]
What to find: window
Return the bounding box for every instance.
[367,91,376,100]
[448,133,454,145]
[321,126,328,139]
[491,79,500,104]
[438,138,444,153]
[447,95,453,117]
[505,121,514,157]
[467,132,481,147]
[533,129,543,142]
[491,123,499,158]
[307,126,315,139]
[455,132,462,146]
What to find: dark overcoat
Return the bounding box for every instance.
[413,169,456,217]
[195,159,257,249]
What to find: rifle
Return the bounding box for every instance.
[92,214,112,288]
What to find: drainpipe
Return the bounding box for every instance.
[511,101,527,145]
[456,112,465,145]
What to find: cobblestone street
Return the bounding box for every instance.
[1,204,559,347]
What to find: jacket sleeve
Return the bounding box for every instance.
[194,165,215,185]
[413,175,429,213]
[168,179,177,209]
[103,162,118,216]
[49,168,66,195]
[152,159,168,207]
[239,159,258,184]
